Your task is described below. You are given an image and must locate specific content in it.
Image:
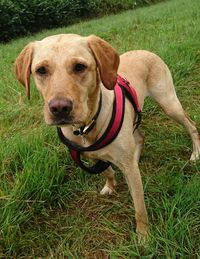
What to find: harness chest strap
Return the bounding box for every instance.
[57,75,142,174]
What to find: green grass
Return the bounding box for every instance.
[0,0,200,257]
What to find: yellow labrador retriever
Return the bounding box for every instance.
[15,34,200,241]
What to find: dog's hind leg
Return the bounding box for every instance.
[100,166,117,195]
[148,68,200,161]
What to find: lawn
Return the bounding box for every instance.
[0,0,200,257]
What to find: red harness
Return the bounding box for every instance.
[57,75,142,174]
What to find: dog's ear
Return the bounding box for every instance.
[88,35,119,90]
[15,43,34,99]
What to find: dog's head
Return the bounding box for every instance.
[15,34,119,126]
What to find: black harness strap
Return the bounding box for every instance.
[57,75,142,174]
[69,149,111,174]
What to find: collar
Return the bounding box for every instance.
[73,91,102,136]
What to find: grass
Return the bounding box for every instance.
[0,0,200,257]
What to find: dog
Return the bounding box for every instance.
[15,34,200,241]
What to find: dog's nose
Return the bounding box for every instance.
[49,98,73,117]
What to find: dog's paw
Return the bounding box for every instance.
[137,225,149,245]
[137,230,149,245]
[100,185,114,195]
[190,143,200,161]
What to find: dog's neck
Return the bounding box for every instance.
[72,88,102,136]
[87,85,114,139]
[60,83,114,146]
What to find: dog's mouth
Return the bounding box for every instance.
[48,116,84,127]
[49,118,73,126]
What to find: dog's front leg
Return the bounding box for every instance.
[119,158,149,242]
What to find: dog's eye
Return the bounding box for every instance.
[36,66,48,76]
[74,63,86,73]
